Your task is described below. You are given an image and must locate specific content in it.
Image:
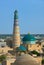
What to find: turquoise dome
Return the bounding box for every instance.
[22,34,36,44]
[16,45,27,52]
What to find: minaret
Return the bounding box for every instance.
[13,10,21,51]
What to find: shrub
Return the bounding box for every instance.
[31,50,40,56]
[42,59,44,64]
[0,55,6,62]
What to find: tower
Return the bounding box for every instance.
[13,10,21,50]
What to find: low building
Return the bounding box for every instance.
[0,42,6,48]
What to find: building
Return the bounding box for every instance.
[12,10,21,52]
[2,10,42,65]
[22,33,36,51]
[13,54,40,65]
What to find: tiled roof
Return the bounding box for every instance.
[22,34,36,41]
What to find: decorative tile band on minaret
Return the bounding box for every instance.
[13,10,21,50]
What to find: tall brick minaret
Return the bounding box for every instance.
[13,10,21,51]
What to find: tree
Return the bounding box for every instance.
[31,50,40,56]
[42,59,44,64]
[0,55,6,62]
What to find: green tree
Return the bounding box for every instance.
[42,59,44,64]
[0,55,6,62]
[31,50,40,56]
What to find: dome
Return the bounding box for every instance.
[22,34,36,41]
[16,45,27,52]
[15,54,40,65]
[22,34,36,44]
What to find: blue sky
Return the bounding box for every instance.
[0,0,44,34]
